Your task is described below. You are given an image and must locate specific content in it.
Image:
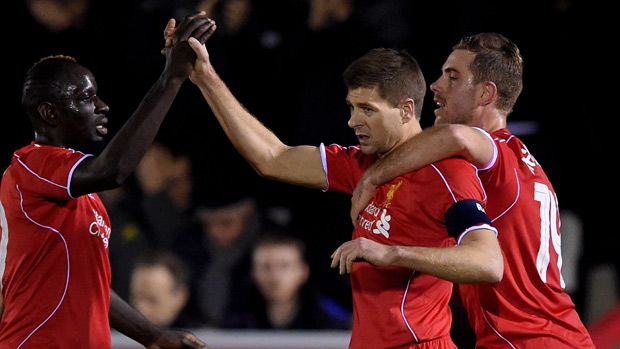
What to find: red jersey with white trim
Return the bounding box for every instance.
[323,143,488,349]
[0,143,112,348]
[459,129,594,348]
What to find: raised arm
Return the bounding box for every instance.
[185,37,327,189]
[350,124,495,223]
[69,13,216,197]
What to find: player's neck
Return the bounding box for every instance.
[380,121,422,158]
[475,109,506,133]
[33,131,57,147]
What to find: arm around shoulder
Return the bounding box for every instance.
[365,124,494,187]
[440,124,496,170]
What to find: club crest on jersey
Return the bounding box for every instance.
[89,208,111,248]
[356,180,403,239]
[382,180,403,208]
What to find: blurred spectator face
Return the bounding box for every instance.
[197,199,254,248]
[136,143,193,210]
[27,0,90,32]
[197,0,250,35]
[252,244,309,303]
[130,265,188,327]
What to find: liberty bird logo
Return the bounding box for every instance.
[372,180,403,239]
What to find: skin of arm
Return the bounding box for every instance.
[186,37,327,189]
[70,14,216,197]
[109,290,208,349]
[350,124,495,224]
[330,229,503,283]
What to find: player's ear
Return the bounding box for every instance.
[480,81,497,106]
[38,102,61,126]
[400,98,415,123]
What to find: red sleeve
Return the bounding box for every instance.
[423,158,487,218]
[322,144,375,194]
[13,145,92,199]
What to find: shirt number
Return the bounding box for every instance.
[534,182,565,288]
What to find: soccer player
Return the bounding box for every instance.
[348,33,594,348]
[181,34,503,348]
[0,13,215,348]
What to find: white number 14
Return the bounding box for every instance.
[534,182,565,288]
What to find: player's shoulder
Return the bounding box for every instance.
[15,143,79,160]
[432,157,476,173]
[408,157,476,184]
[324,143,376,167]
[325,143,363,156]
[11,143,86,183]
[489,128,519,144]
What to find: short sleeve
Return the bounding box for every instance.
[321,143,374,194]
[426,158,495,242]
[13,145,92,199]
[472,127,498,171]
[430,158,487,206]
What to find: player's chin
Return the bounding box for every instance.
[359,144,376,155]
[88,138,107,155]
[433,108,449,125]
[434,116,449,126]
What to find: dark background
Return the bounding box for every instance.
[3,0,615,336]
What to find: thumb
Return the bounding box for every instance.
[164,18,176,48]
[188,37,209,61]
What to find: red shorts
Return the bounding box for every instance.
[406,336,457,349]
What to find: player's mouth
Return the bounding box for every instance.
[96,118,109,136]
[433,97,446,116]
[356,134,370,144]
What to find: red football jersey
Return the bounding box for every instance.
[459,129,594,348]
[0,143,112,348]
[323,143,491,349]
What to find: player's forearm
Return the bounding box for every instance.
[194,68,290,174]
[74,74,185,195]
[193,68,327,189]
[369,124,489,186]
[390,235,503,283]
[109,290,161,347]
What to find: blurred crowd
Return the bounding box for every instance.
[4,0,615,346]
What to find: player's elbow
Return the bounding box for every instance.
[481,253,504,283]
[468,241,504,283]
[252,145,291,179]
[253,160,278,179]
[97,170,129,190]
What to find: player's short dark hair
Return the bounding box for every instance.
[343,48,426,120]
[22,55,80,120]
[453,33,523,113]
